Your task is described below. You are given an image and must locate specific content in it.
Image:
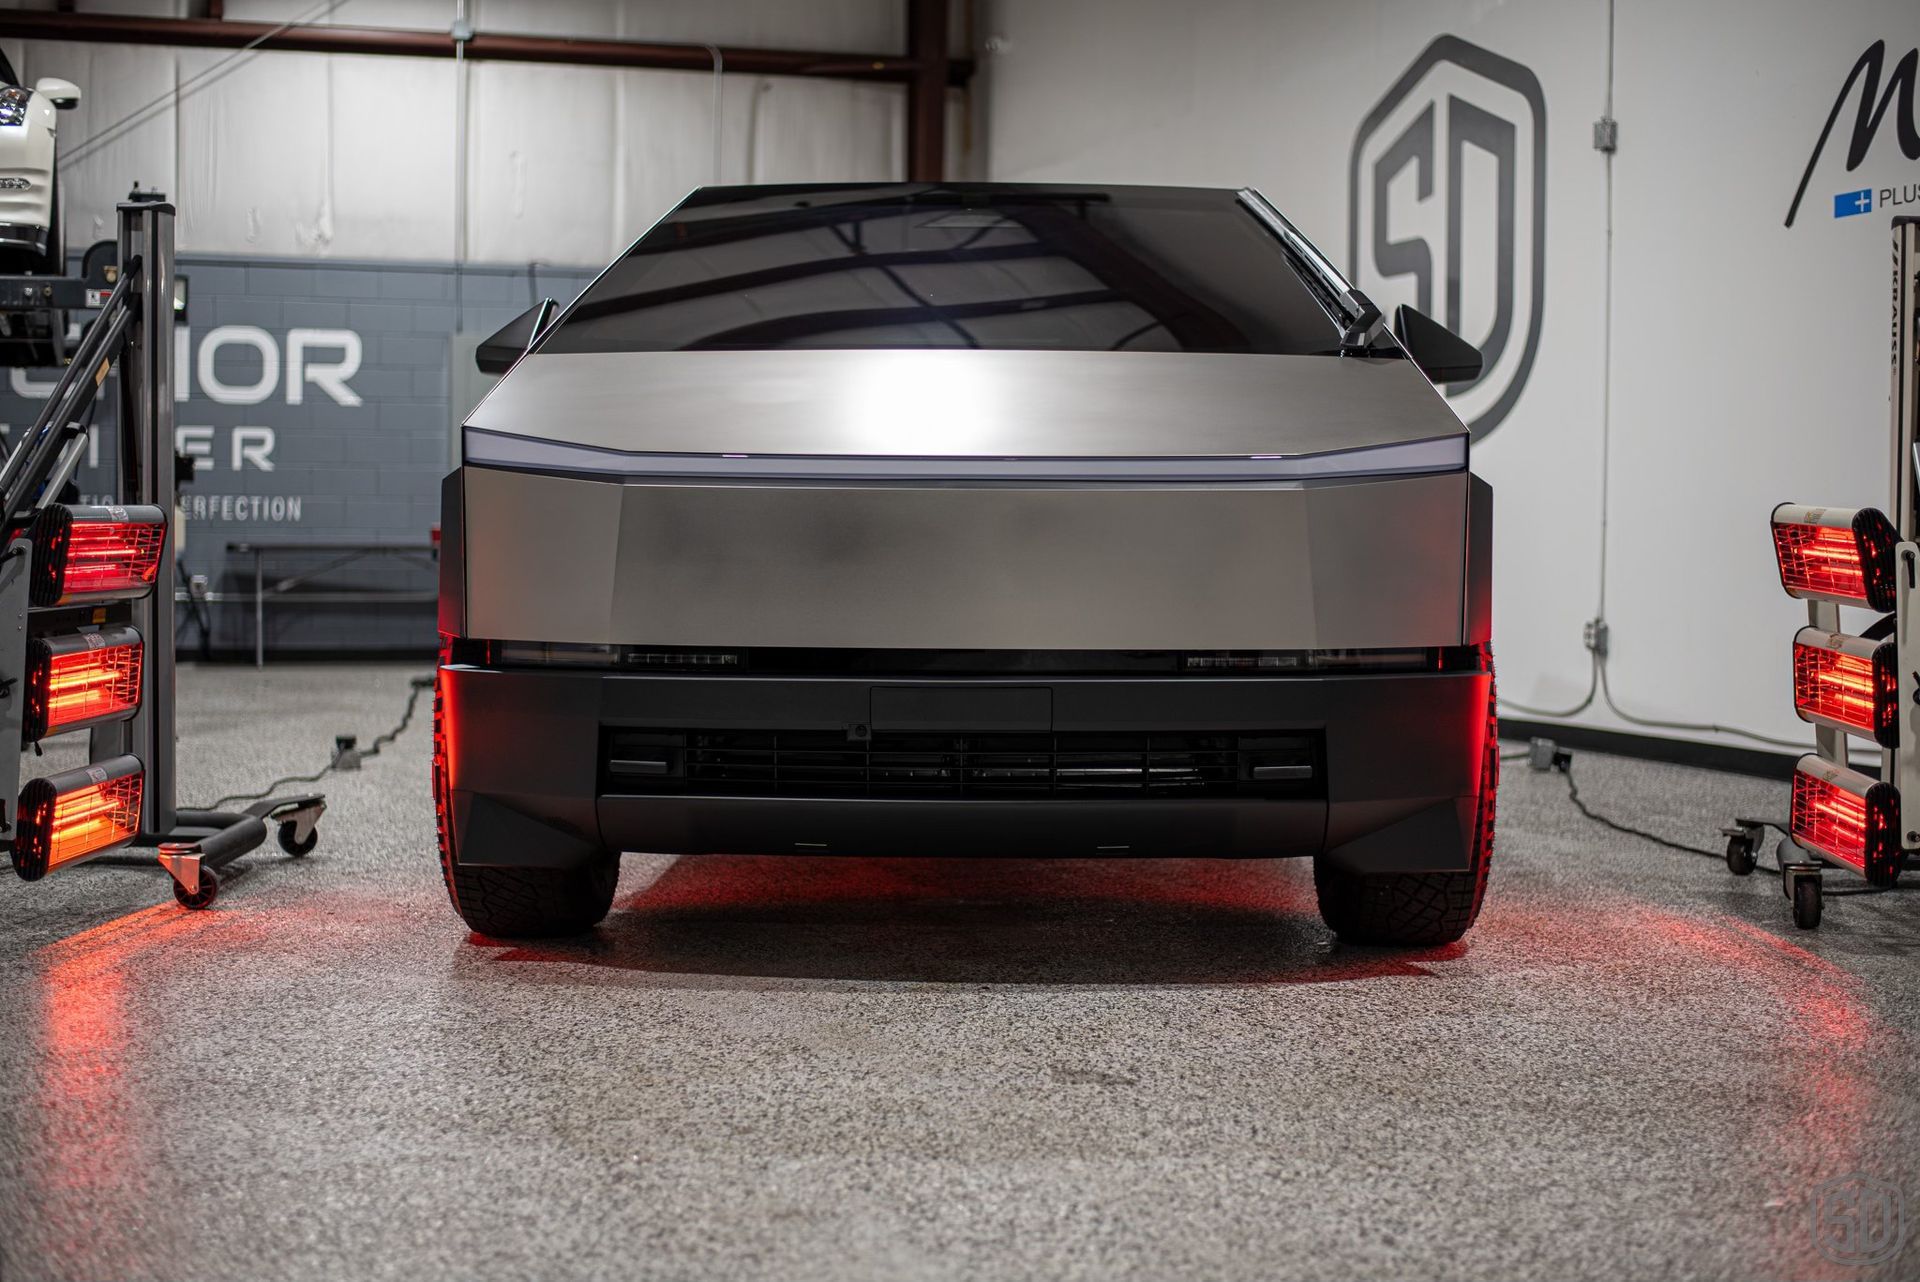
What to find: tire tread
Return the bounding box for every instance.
[1313,854,1491,946]
[438,851,617,938]
[1314,653,1498,946]
[432,660,616,938]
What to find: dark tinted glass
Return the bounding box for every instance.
[542,184,1342,355]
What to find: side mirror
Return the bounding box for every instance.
[1392,304,1483,385]
[475,298,556,375]
[34,78,80,110]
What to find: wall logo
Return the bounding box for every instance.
[1812,1173,1905,1268]
[1834,188,1874,218]
[1350,36,1546,441]
[1786,39,1920,227]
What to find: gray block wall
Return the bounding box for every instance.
[0,254,599,657]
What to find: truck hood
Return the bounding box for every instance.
[464,348,1467,481]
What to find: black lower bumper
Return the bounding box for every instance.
[439,666,1490,873]
[0,223,49,256]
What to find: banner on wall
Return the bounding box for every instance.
[1783,38,1920,228]
[1,322,368,527]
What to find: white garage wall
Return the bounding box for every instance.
[984,0,1920,753]
[0,0,915,265]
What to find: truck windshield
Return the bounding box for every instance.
[540,184,1343,356]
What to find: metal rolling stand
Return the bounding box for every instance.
[0,196,324,910]
[1727,217,1920,928]
[1892,215,1920,898]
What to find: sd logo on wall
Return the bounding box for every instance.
[1349,36,1547,441]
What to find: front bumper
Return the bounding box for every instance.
[0,221,47,254]
[0,104,56,238]
[438,665,1491,873]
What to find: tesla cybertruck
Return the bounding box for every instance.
[436,182,1494,945]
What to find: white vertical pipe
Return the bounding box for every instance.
[1595,0,1614,622]
[702,44,724,185]
[453,0,470,328]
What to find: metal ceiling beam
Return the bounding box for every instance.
[0,11,975,87]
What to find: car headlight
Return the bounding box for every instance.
[0,86,29,127]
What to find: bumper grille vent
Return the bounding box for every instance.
[603,729,1321,800]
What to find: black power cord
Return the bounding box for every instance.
[198,674,433,810]
[1532,741,1918,896]
[1552,757,1724,860]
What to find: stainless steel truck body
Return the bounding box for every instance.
[434,182,1495,944]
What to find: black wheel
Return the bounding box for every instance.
[1725,833,1758,876]
[439,852,617,938]
[1792,876,1823,930]
[278,821,319,857]
[432,671,615,937]
[1316,660,1497,947]
[1314,857,1491,946]
[173,865,219,910]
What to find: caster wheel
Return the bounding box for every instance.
[1792,876,1822,930]
[278,821,318,857]
[1725,833,1758,876]
[173,866,219,910]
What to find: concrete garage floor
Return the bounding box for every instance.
[2,664,1918,1281]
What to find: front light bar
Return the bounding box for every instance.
[462,427,1468,483]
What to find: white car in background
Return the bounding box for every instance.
[0,49,79,274]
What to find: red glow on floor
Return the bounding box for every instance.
[26,904,242,1250]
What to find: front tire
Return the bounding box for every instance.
[1313,856,1491,946]
[1316,650,1497,946]
[438,852,618,939]
[432,657,617,938]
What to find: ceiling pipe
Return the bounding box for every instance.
[700,44,724,185]
[0,11,974,87]
[904,0,950,181]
